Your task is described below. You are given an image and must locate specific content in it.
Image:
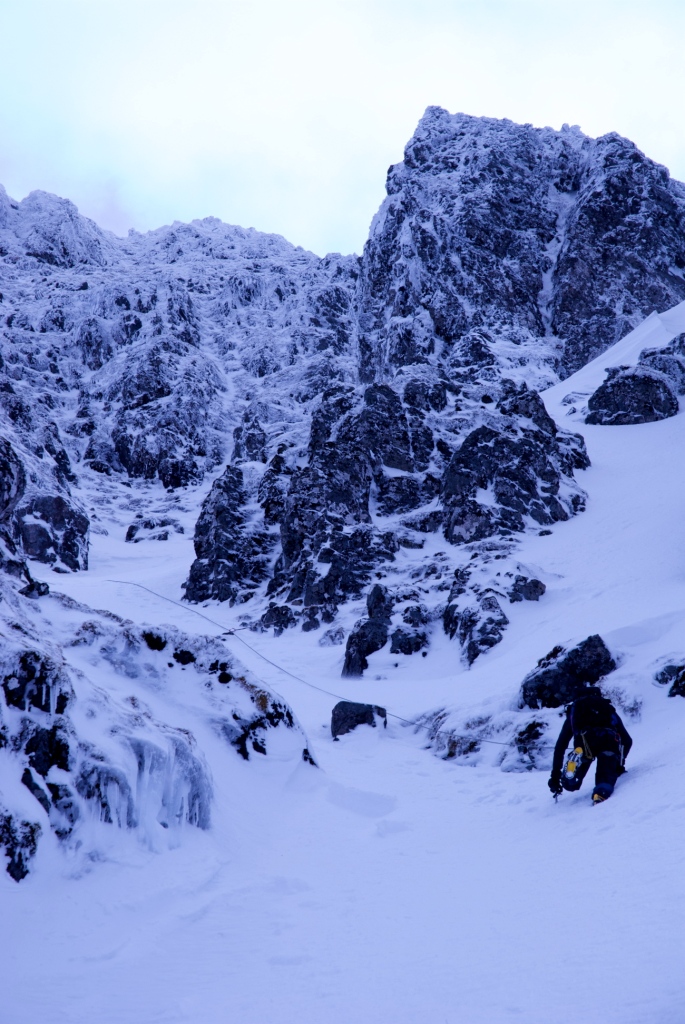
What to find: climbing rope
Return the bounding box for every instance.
[105,579,548,750]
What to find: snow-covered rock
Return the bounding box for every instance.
[586,366,679,424]
[0,577,311,880]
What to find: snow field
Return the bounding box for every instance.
[3,344,685,1023]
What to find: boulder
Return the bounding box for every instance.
[586,367,678,425]
[655,662,685,698]
[508,575,546,603]
[341,619,389,677]
[520,634,616,708]
[18,579,50,600]
[331,701,387,739]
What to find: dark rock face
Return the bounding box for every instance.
[366,583,394,622]
[232,415,267,463]
[0,431,89,574]
[1,648,72,714]
[331,701,387,739]
[21,767,51,813]
[0,645,75,878]
[14,495,89,571]
[256,384,412,626]
[639,345,685,394]
[442,386,587,543]
[106,333,222,488]
[238,371,587,657]
[0,809,41,881]
[184,465,275,603]
[342,585,394,677]
[0,437,25,517]
[586,367,678,425]
[508,575,546,602]
[655,662,685,698]
[520,634,617,708]
[390,627,428,655]
[444,590,510,665]
[358,109,685,383]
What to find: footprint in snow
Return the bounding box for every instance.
[326,782,396,818]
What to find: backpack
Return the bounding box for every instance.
[569,692,619,736]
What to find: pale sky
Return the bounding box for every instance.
[1,0,684,255]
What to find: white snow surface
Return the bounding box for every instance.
[3,324,685,1022]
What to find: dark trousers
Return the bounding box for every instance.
[561,735,622,798]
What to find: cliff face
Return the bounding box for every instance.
[184,111,685,660]
[360,108,685,382]
[1,109,684,694]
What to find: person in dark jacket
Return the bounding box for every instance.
[548,688,632,803]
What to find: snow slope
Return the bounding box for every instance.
[3,327,685,1023]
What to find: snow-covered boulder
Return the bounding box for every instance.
[330,701,387,739]
[586,366,679,425]
[519,634,617,708]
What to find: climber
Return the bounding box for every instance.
[548,688,632,803]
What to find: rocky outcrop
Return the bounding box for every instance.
[0,436,26,517]
[442,382,588,543]
[586,366,678,425]
[443,587,510,665]
[508,575,546,603]
[184,465,275,604]
[0,808,41,881]
[13,495,89,571]
[0,188,360,498]
[519,634,617,708]
[125,516,184,543]
[253,383,411,627]
[342,585,394,677]
[655,662,685,698]
[1,427,89,574]
[359,108,685,383]
[238,372,587,661]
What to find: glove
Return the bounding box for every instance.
[548,775,563,796]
